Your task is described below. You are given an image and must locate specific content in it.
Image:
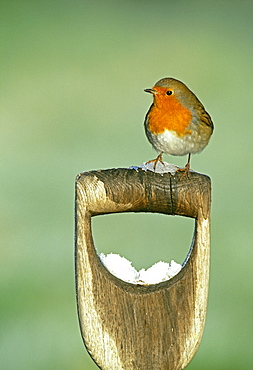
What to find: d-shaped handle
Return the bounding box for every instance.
[75,168,211,370]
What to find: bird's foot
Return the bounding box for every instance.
[176,162,190,180]
[146,153,164,171]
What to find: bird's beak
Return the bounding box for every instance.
[144,88,156,94]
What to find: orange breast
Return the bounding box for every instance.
[147,94,192,136]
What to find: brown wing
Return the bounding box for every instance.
[196,100,214,132]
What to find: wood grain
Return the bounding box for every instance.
[75,168,211,369]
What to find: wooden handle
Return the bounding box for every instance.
[75,168,211,370]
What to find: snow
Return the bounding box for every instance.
[99,253,182,285]
[129,160,179,175]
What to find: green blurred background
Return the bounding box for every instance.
[1,0,253,369]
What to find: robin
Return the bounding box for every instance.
[144,77,214,175]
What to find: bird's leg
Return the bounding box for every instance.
[184,153,191,173]
[146,153,164,171]
[176,153,191,179]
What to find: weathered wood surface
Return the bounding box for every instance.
[75,168,211,370]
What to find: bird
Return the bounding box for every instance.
[144,77,214,175]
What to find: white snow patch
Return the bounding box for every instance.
[100,253,182,285]
[129,161,179,175]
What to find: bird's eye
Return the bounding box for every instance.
[166,90,173,96]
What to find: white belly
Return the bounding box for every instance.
[149,129,206,156]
